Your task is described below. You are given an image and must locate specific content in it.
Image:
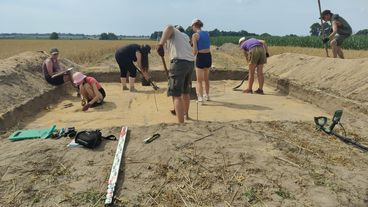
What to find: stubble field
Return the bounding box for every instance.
[1,39,368,70]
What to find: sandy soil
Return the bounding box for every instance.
[1,120,367,206]
[22,81,327,130]
[267,53,368,104]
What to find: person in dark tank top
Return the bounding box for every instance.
[42,48,73,86]
[320,10,352,59]
[115,44,151,92]
[191,18,212,104]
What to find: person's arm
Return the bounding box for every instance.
[156,25,174,57]
[45,59,54,76]
[329,21,338,39]
[88,84,102,105]
[192,33,199,55]
[135,51,150,80]
[158,25,174,46]
[136,51,143,69]
[243,50,249,63]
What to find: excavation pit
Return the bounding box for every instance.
[20,80,327,130]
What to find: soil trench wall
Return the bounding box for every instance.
[86,69,247,83]
[0,52,79,131]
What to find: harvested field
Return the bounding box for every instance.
[1,121,367,206]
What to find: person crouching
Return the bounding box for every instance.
[73,72,106,111]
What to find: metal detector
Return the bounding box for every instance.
[314,110,368,152]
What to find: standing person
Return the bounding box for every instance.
[239,37,269,94]
[191,18,212,104]
[320,10,352,59]
[42,48,72,86]
[156,25,195,123]
[115,44,151,92]
[73,72,106,111]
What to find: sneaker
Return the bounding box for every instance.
[204,94,210,101]
[122,86,129,91]
[255,88,264,95]
[243,89,253,94]
[197,96,203,104]
[129,88,138,93]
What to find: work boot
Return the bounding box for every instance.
[170,109,176,116]
[122,86,129,91]
[255,88,264,95]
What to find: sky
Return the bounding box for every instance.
[0,0,367,36]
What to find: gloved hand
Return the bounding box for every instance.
[81,100,86,106]
[322,38,330,44]
[156,44,164,57]
[266,52,270,58]
[82,103,91,111]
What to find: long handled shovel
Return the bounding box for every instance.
[232,72,248,91]
[136,67,159,91]
[318,0,329,57]
[161,56,169,79]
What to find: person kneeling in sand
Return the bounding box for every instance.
[239,37,269,94]
[42,48,73,86]
[73,72,106,111]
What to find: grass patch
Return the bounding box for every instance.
[275,187,292,199]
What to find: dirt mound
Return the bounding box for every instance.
[218,43,238,52]
[0,120,367,206]
[0,52,79,121]
[267,53,368,104]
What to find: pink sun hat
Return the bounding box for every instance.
[72,72,87,85]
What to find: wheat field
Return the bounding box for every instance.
[1,40,368,69]
[0,39,156,65]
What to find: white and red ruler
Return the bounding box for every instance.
[105,126,128,205]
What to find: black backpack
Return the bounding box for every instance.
[75,130,116,149]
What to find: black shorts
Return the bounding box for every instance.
[45,75,64,86]
[115,54,137,78]
[196,53,212,69]
[88,88,106,107]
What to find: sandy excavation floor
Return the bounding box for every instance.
[23,80,327,130]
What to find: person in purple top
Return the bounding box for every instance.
[239,37,269,94]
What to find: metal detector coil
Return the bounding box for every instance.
[314,110,368,152]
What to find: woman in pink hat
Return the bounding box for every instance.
[73,72,106,111]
